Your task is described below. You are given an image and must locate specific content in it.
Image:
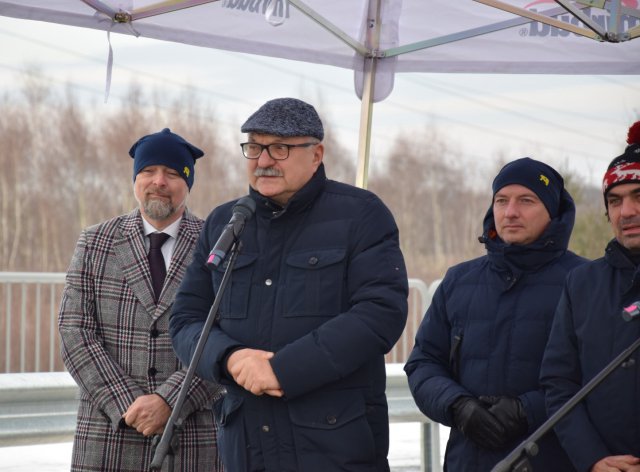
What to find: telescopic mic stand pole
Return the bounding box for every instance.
[149,241,242,471]
[491,334,640,472]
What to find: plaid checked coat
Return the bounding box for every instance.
[59,208,223,472]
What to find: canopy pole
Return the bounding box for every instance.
[355,59,375,190]
[355,0,382,190]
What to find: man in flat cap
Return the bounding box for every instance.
[405,157,585,471]
[541,121,640,472]
[170,98,408,471]
[59,128,223,471]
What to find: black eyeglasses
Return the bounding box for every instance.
[240,142,318,160]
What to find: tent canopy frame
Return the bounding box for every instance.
[12,0,639,187]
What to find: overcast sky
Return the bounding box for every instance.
[0,14,638,189]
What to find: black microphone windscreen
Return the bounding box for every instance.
[233,196,256,219]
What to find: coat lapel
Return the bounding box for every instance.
[112,209,203,319]
[113,209,158,316]
[156,210,202,315]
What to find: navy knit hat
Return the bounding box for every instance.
[129,128,204,190]
[492,157,563,219]
[241,98,324,141]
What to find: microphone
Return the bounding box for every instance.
[207,197,256,268]
[622,301,640,322]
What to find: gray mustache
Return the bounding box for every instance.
[254,168,283,177]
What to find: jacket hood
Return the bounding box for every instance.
[479,187,576,272]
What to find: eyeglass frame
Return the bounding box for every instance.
[240,141,319,161]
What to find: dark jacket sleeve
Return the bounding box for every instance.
[170,217,244,384]
[404,276,469,426]
[540,283,610,471]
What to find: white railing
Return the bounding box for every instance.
[0,272,443,471]
[0,272,67,373]
[0,272,439,373]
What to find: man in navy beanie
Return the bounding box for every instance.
[58,129,223,471]
[406,157,586,471]
[130,127,202,190]
[490,157,563,244]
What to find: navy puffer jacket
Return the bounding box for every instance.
[405,188,586,472]
[171,164,408,472]
[541,240,640,472]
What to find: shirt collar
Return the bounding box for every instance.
[141,215,182,239]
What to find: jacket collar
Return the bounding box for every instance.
[605,239,639,270]
[250,163,327,219]
[604,239,640,298]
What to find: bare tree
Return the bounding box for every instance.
[369,127,487,283]
[0,74,612,277]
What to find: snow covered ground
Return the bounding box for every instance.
[0,423,449,472]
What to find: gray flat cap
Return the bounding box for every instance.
[241,97,324,141]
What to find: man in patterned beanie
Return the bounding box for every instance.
[542,121,640,472]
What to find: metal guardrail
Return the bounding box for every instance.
[0,368,442,472]
[0,372,78,446]
[386,363,442,472]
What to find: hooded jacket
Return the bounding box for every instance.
[405,188,586,472]
[541,239,640,471]
[170,164,408,471]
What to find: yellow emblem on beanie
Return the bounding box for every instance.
[539,174,549,186]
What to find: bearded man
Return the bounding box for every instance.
[58,128,224,471]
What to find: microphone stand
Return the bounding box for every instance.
[149,240,242,471]
[491,335,640,472]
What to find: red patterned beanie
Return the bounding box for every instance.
[602,121,640,207]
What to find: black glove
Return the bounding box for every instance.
[451,396,507,450]
[480,395,528,441]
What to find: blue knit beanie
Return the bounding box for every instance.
[241,98,324,141]
[492,157,563,219]
[129,128,204,190]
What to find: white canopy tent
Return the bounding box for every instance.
[0,0,638,187]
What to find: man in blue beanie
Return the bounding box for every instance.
[170,98,408,471]
[130,127,201,191]
[58,129,223,471]
[405,157,586,471]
